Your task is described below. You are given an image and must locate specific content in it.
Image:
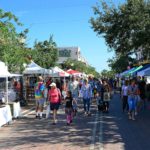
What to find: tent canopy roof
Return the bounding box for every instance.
[49,66,69,77]
[23,61,49,74]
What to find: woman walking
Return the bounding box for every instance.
[81,79,92,116]
[127,79,138,120]
[101,80,111,113]
[48,82,62,125]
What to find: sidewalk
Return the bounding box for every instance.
[21,100,35,116]
[20,100,49,117]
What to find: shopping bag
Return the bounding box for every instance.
[103,92,111,101]
[46,104,50,118]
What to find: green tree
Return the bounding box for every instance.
[32,35,58,69]
[100,69,115,79]
[0,8,30,72]
[90,0,150,62]
[62,59,100,77]
[107,55,135,73]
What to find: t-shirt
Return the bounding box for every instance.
[34,82,45,99]
[68,80,79,97]
[48,88,61,103]
[122,85,128,96]
[81,84,92,99]
[128,85,138,98]
[65,96,73,108]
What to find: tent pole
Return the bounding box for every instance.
[6,76,8,104]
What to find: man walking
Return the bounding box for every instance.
[34,76,45,119]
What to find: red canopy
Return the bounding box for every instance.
[66,69,81,75]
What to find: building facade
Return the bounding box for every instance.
[57,47,88,65]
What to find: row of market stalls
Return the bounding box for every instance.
[23,60,86,77]
[23,61,87,100]
[0,60,88,127]
[119,64,150,78]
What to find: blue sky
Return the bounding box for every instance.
[0,0,123,72]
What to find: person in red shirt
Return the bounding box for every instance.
[48,82,61,125]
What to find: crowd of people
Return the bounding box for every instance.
[34,76,114,125]
[33,75,149,125]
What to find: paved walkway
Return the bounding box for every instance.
[0,93,150,150]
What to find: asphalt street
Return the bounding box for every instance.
[0,93,150,150]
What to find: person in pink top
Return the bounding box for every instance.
[48,82,61,125]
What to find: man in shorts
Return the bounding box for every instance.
[34,76,45,119]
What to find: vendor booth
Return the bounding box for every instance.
[145,69,150,76]
[120,67,136,77]
[50,66,70,77]
[23,60,49,75]
[0,105,12,127]
[66,69,82,77]
[0,61,22,127]
[124,66,143,77]
[137,66,150,77]
[23,61,50,100]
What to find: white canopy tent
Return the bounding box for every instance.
[49,66,70,77]
[0,61,22,103]
[0,61,11,104]
[0,61,11,77]
[23,61,49,75]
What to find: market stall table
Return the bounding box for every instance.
[9,101,21,118]
[0,105,12,127]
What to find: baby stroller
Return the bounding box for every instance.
[97,98,104,112]
[97,98,109,112]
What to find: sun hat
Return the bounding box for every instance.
[50,82,56,87]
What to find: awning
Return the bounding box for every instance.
[125,65,143,77]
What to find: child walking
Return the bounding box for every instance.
[72,98,78,117]
[65,91,73,125]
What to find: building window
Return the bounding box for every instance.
[59,49,71,57]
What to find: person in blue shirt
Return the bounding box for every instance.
[81,79,92,116]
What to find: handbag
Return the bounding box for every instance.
[103,92,111,101]
[46,103,50,118]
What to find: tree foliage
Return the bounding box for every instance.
[100,69,115,79]
[62,59,100,77]
[90,0,150,71]
[107,55,135,73]
[0,8,31,72]
[32,35,58,69]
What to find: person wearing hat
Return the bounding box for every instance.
[34,76,45,119]
[48,82,62,125]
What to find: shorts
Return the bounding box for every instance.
[50,103,60,110]
[36,98,45,106]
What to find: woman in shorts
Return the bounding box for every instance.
[48,82,61,125]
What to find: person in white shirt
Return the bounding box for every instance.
[121,80,129,112]
[68,76,79,113]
